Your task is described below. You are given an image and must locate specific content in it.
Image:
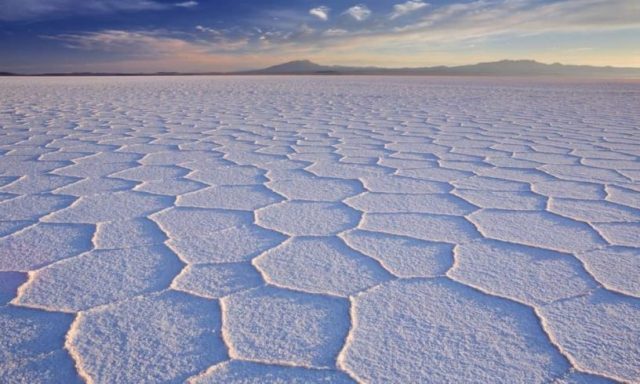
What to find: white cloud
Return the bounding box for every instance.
[344,4,372,21]
[390,0,428,20]
[174,1,197,8]
[45,30,197,55]
[323,28,349,36]
[46,28,251,56]
[309,6,330,21]
[34,0,640,71]
[195,25,221,35]
[0,0,172,21]
[48,0,640,54]
[392,0,640,39]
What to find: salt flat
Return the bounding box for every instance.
[0,76,639,383]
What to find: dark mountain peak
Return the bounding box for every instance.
[471,59,547,68]
[259,59,331,73]
[284,59,316,66]
[494,59,540,64]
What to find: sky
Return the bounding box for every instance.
[0,0,638,73]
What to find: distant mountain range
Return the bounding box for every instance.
[2,60,639,78]
[239,59,640,78]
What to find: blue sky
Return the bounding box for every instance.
[1,0,638,73]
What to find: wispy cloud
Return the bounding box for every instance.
[37,28,322,72]
[45,0,640,51]
[195,25,221,35]
[46,28,250,58]
[309,6,330,21]
[391,0,639,39]
[35,0,640,71]
[0,0,195,21]
[323,28,348,36]
[175,1,198,8]
[44,30,201,55]
[390,0,429,20]
[344,5,372,21]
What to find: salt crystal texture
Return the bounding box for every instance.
[0,76,638,383]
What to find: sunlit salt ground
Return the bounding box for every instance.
[0,76,639,384]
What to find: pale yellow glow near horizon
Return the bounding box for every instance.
[41,49,639,74]
[310,50,640,70]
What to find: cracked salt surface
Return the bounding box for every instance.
[0,76,639,383]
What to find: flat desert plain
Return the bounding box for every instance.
[0,76,639,383]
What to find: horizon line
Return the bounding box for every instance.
[2,58,640,77]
